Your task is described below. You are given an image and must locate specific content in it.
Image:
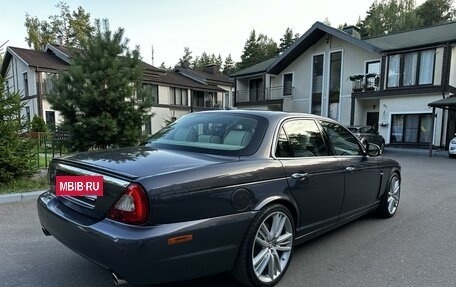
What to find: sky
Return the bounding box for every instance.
[0,0,427,67]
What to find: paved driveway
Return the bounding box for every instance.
[0,149,455,286]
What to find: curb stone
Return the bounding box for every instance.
[0,190,45,205]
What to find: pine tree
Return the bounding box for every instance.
[416,0,455,26]
[279,28,300,53]
[238,30,278,71]
[47,19,153,151]
[222,54,236,75]
[159,62,172,71]
[0,76,34,183]
[177,46,193,68]
[357,0,422,38]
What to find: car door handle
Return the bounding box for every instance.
[345,166,356,172]
[291,173,309,180]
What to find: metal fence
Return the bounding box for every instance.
[28,131,71,169]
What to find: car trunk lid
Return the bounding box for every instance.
[48,146,235,220]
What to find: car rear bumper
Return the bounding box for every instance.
[37,191,255,285]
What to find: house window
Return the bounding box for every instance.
[142,84,159,105]
[25,106,31,126]
[312,54,324,115]
[387,55,400,87]
[328,52,341,120]
[403,52,417,86]
[366,61,380,75]
[366,60,380,90]
[390,113,433,144]
[42,72,56,95]
[23,72,29,97]
[45,111,56,130]
[5,80,10,94]
[249,78,263,101]
[193,91,205,107]
[419,50,434,84]
[151,84,158,105]
[205,92,214,107]
[387,49,435,88]
[283,73,293,96]
[144,116,152,135]
[170,87,188,106]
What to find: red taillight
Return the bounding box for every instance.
[107,183,149,225]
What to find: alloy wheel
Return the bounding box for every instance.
[252,211,293,283]
[387,176,400,215]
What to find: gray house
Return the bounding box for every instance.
[231,21,456,149]
[1,44,232,134]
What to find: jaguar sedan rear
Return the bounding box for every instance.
[38,110,401,286]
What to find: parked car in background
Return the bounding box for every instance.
[449,134,456,158]
[347,125,385,153]
[38,110,401,287]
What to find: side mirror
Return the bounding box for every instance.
[366,143,381,157]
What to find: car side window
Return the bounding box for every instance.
[320,121,363,156]
[276,119,329,157]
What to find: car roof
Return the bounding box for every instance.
[347,125,370,129]
[197,109,332,122]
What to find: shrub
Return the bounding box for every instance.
[0,76,35,183]
[31,115,48,132]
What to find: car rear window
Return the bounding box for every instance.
[144,112,268,156]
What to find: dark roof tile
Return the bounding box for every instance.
[8,46,70,71]
[365,21,456,51]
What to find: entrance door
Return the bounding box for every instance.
[367,112,379,131]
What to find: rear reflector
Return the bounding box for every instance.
[168,234,194,245]
[107,183,149,225]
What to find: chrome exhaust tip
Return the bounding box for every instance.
[41,227,51,236]
[111,272,127,286]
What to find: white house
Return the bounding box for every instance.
[231,21,456,149]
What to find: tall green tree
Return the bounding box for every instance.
[222,54,236,75]
[25,2,94,50]
[192,52,223,72]
[238,30,278,71]
[0,76,34,183]
[415,0,455,26]
[159,62,172,71]
[279,28,300,53]
[177,46,193,68]
[357,0,422,38]
[47,19,152,151]
[192,52,211,70]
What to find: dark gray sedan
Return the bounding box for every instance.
[37,110,401,287]
[347,125,386,153]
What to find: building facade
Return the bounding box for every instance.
[231,21,456,149]
[1,44,233,135]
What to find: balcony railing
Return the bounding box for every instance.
[350,73,380,92]
[236,86,294,103]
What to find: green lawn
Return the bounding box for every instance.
[0,172,49,194]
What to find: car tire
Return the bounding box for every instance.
[449,153,456,159]
[377,172,400,218]
[233,204,295,287]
